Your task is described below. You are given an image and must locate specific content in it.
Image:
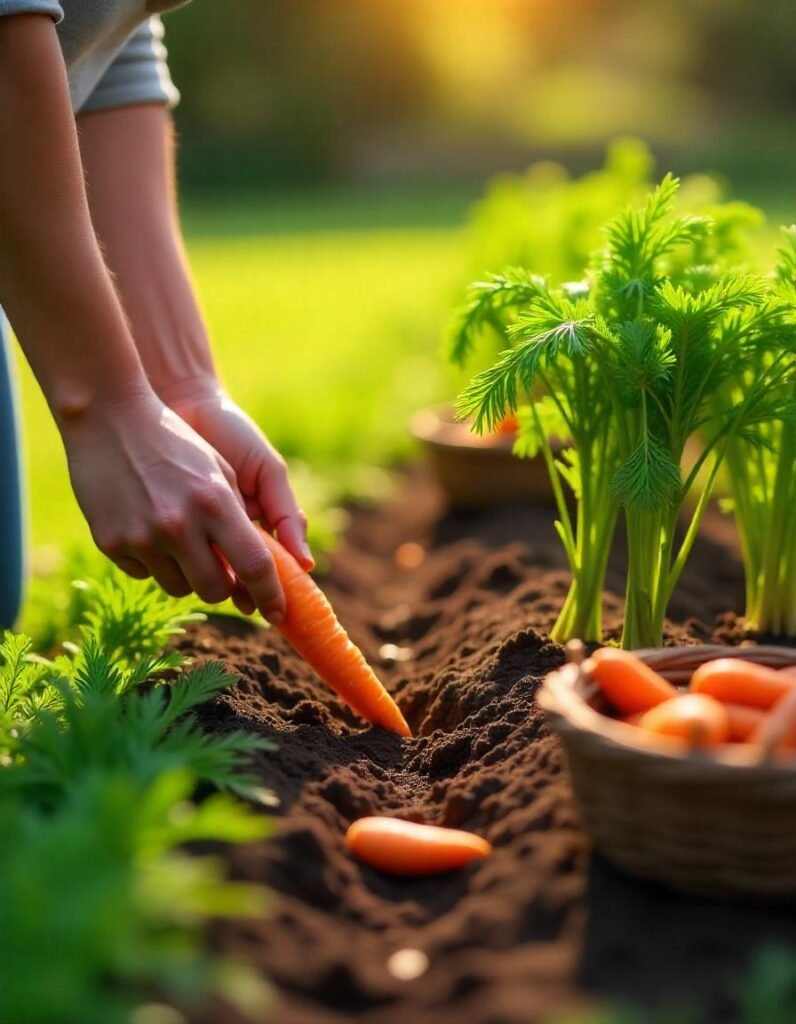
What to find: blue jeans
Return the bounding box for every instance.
[0,311,25,629]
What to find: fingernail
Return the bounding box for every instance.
[266,610,284,626]
[301,541,314,568]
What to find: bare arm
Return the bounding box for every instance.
[77,103,312,573]
[0,15,286,620]
[0,14,146,420]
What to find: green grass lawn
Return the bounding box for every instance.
[18,198,467,591]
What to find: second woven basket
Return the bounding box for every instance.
[538,644,796,900]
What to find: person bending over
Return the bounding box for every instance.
[0,2,312,629]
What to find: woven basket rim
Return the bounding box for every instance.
[538,643,796,777]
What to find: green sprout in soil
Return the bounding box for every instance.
[457,176,796,648]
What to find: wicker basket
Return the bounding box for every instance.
[538,644,796,899]
[410,405,558,508]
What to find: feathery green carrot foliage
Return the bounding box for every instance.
[721,227,796,636]
[456,175,795,648]
[0,571,273,1023]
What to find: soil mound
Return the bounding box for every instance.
[186,470,796,1024]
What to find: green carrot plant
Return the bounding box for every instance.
[452,272,620,643]
[721,227,796,636]
[457,176,796,648]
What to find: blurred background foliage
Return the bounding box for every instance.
[16,0,796,625]
[166,0,796,200]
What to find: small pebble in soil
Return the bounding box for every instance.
[379,603,412,632]
[395,542,426,569]
[379,643,414,664]
[387,948,429,981]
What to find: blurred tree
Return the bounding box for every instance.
[689,0,796,108]
[163,0,796,193]
[166,0,432,188]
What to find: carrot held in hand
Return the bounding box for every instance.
[691,658,796,710]
[637,694,729,747]
[587,647,677,715]
[260,530,411,737]
[346,817,492,875]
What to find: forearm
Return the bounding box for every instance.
[78,103,218,401]
[0,15,150,425]
[77,103,312,574]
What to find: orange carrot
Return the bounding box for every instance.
[260,531,411,737]
[637,694,729,747]
[587,647,677,715]
[751,686,796,755]
[722,703,768,742]
[495,413,519,436]
[690,658,796,710]
[346,817,492,875]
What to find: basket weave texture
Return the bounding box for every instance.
[538,645,796,899]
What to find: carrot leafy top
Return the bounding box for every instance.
[451,174,796,648]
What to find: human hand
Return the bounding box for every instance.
[62,386,289,621]
[161,380,313,572]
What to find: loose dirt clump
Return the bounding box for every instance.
[185,470,796,1024]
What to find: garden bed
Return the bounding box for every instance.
[185,469,795,1024]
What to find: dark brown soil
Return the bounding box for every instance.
[183,468,796,1024]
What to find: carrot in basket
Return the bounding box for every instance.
[722,703,767,742]
[260,531,411,738]
[346,817,492,875]
[751,686,796,755]
[637,694,729,747]
[625,701,758,743]
[587,647,677,715]
[690,658,796,710]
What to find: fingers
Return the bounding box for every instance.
[170,532,236,606]
[140,553,192,599]
[109,554,150,580]
[253,452,314,570]
[92,449,285,617]
[213,544,256,616]
[208,502,286,622]
[275,511,314,571]
[230,577,256,616]
[216,454,247,511]
[96,530,191,596]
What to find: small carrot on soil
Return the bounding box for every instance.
[690,658,796,710]
[587,647,677,715]
[260,531,412,737]
[637,694,729,747]
[346,817,492,875]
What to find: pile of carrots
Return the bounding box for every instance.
[585,647,796,755]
